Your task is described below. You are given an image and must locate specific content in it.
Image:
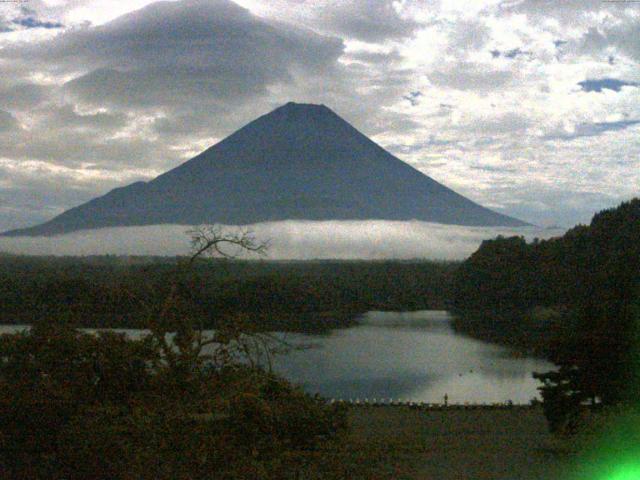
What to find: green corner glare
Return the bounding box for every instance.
[607,465,640,480]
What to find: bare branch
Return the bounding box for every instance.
[186,225,269,265]
[122,224,279,373]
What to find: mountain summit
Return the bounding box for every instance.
[3,102,527,236]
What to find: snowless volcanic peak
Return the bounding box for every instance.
[2,102,528,236]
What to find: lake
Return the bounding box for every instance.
[0,310,553,404]
[270,310,553,404]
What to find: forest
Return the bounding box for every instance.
[452,198,640,430]
[0,254,456,332]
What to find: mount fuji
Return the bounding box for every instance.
[2,102,527,237]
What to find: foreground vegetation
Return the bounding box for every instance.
[0,229,360,479]
[0,319,358,479]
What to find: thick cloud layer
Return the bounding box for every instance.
[3,0,344,110]
[0,221,563,260]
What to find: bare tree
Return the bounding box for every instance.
[133,225,288,375]
[186,225,268,265]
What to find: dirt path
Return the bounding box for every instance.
[345,406,567,479]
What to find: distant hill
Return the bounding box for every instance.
[3,102,527,237]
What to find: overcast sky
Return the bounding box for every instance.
[0,0,638,232]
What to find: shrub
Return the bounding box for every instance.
[0,321,347,479]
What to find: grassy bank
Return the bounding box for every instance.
[340,405,567,479]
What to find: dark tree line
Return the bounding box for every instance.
[452,199,640,431]
[0,257,456,332]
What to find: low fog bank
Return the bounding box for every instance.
[0,221,565,260]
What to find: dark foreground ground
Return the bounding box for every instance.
[343,406,567,479]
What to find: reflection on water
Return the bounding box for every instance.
[0,311,553,404]
[270,310,554,404]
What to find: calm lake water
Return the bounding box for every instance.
[0,310,553,404]
[270,310,553,404]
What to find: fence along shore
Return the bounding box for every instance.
[327,397,536,410]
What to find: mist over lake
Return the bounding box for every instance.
[0,221,563,260]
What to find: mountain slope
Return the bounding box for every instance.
[2,102,528,236]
